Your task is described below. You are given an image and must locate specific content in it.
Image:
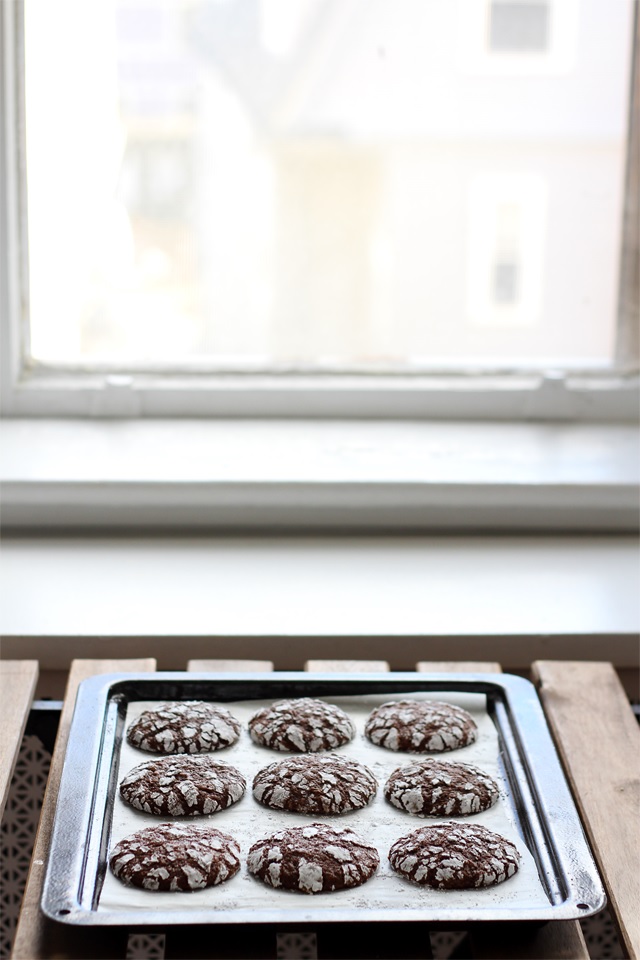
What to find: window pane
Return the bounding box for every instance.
[23,0,634,370]
[489,2,550,53]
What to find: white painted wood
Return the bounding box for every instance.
[0,0,26,415]
[4,420,636,485]
[1,537,638,669]
[1,420,637,530]
[3,370,639,420]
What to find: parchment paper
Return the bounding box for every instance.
[98,692,550,916]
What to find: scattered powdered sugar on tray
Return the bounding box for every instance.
[98,692,550,915]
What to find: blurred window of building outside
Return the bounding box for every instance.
[488,2,551,53]
[20,0,636,375]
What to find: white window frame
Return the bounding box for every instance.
[0,0,638,423]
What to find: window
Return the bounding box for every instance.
[459,0,580,74]
[1,0,637,418]
[488,2,550,53]
[467,174,547,337]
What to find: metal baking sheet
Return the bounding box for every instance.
[41,672,605,926]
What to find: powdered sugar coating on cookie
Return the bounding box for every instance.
[119,756,246,817]
[109,823,240,891]
[248,698,355,752]
[384,759,499,817]
[389,822,520,889]
[365,700,477,753]
[247,823,379,893]
[126,701,241,754]
[253,754,377,814]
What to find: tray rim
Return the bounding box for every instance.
[41,670,606,927]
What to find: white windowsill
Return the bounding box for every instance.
[1,419,637,679]
[1,533,638,676]
[0,417,638,531]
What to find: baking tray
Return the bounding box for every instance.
[41,672,605,927]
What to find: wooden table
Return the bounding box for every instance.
[3,658,638,960]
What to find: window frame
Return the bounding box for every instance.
[1,0,638,422]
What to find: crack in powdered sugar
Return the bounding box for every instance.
[384,759,499,817]
[389,823,520,890]
[119,756,246,817]
[109,823,241,892]
[365,700,478,753]
[126,702,241,754]
[247,823,379,894]
[253,754,377,814]
[248,699,355,752]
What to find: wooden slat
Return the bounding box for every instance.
[11,658,157,960]
[305,659,390,672]
[187,659,274,672]
[417,661,502,673]
[0,660,38,818]
[532,660,640,960]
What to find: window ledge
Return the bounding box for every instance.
[1,418,638,532]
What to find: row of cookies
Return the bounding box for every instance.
[118,753,500,818]
[126,697,479,755]
[109,820,521,894]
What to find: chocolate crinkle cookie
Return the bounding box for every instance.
[248,698,355,752]
[253,754,377,814]
[364,700,477,753]
[119,755,246,817]
[389,822,520,890]
[109,823,241,891]
[384,759,499,817]
[248,823,379,894]
[126,701,241,754]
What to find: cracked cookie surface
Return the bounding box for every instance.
[109,823,241,891]
[253,754,377,814]
[365,700,477,753]
[119,755,246,816]
[126,701,241,754]
[248,698,355,752]
[384,759,499,817]
[248,822,379,893]
[389,822,520,889]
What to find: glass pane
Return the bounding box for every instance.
[489,2,550,53]
[24,0,634,370]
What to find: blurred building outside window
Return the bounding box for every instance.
[19,0,636,375]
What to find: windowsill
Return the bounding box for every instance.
[1,533,638,681]
[1,419,637,680]
[0,417,638,531]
